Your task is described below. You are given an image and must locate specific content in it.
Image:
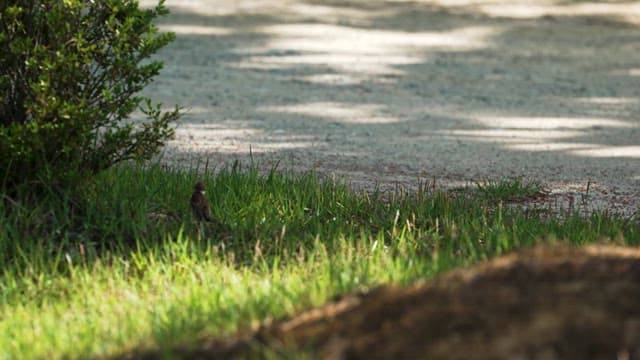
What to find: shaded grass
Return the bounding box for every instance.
[0,163,638,359]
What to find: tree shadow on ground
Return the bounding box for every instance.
[138,0,640,216]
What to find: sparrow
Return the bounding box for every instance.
[191,181,213,222]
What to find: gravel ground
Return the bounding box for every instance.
[140,0,640,217]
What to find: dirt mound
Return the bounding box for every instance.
[171,245,640,359]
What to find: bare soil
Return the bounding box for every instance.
[140,0,640,217]
[250,245,640,360]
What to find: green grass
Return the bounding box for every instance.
[0,163,638,359]
[473,178,545,201]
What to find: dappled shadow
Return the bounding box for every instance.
[139,0,640,213]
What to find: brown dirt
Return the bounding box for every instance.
[127,245,640,359]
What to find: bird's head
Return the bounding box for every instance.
[194,181,206,194]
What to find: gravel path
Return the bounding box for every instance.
[141,0,640,217]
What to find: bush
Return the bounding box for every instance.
[0,0,181,191]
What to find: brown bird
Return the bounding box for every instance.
[191,181,213,222]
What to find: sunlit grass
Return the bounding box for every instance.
[0,163,637,359]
